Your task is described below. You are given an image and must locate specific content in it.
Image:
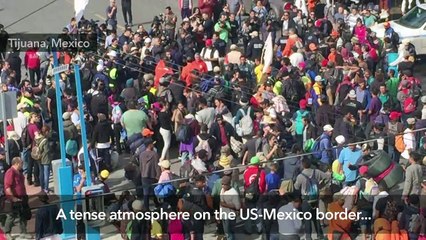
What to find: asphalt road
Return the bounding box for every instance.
[0,0,181,33]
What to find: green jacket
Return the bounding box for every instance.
[35,136,51,165]
[214,21,231,43]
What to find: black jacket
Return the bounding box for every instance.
[169,79,186,106]
[246,37,264,61]
[91,120,114,147]
[209,122,234,150]
[35,204,63,240]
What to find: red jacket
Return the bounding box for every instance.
[198,0,215,16]
[24,48,41,70]
[243,166,266,194]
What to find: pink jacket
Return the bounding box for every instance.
[24,48,40,70]
[354,25,367,44]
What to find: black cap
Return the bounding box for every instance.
[144,138,154,146]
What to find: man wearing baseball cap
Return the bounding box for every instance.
[317,124,334,172]
[200,39,219,73]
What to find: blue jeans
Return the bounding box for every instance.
[40,164,51,192]
[141,177,159,210]
[223,218,236,240]
[21,148,29,174]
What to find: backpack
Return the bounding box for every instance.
[159,88,173,104]
[391,31,400,46]
[236,107,253,137]
[65,139,78,156]
[154,173,176,199]
[195,136,212,160]
[244,168,261,202]
[403,97,416,114]
[395,134,405,153]
[230,136,243,158]
[176,124,192,143]
[111,104,122,124]
[200,76,215,93]
[91,92,108,115]
[360,177,379,202]
[311,137,322,159]
[21,126,32,149]
[31,138,47,160]
[301,169,319,203]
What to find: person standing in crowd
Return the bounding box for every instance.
[35,126,52,194]
[121,0,132,27]
[219,175,241,240]
[164,6,178,41]
[24,47,41,86]
[35,193,63,240]
[4,157,30,239]
[277,194,303,240]
[121,100,149,137]
[26,112,41,186]
[139,138,161,210]
[338,140,362,187]
[402,152,422,202]
[158,101,173,161]
[318,124,333,171]
[294,157,329,240]
[178,0,193,19]
[106,0,118,30]
[243,156,266,234]
[91,113,114,172]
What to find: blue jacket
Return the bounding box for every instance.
[319,133,332,165]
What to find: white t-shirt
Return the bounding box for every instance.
[201,47,219,71]
[277,202,303,236]
[219,187,241,218]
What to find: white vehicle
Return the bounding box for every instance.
[371,4,426,55]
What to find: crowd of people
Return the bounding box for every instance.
[0,0,426,239]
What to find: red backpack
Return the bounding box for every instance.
[403,97,416,114]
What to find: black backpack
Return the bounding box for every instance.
[176,124,192,143]
[244,168,261,202]
[21,126,32,149]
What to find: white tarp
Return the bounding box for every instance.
[262,32,273,73]
[74,0,89,22]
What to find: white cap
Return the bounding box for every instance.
[315,76,323,82]
[96,64,104,72]
[107,50,117,58]
[144,37,152,44]
[335,135,346,144]
[323,124,334,132]
[348,90,356,98]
